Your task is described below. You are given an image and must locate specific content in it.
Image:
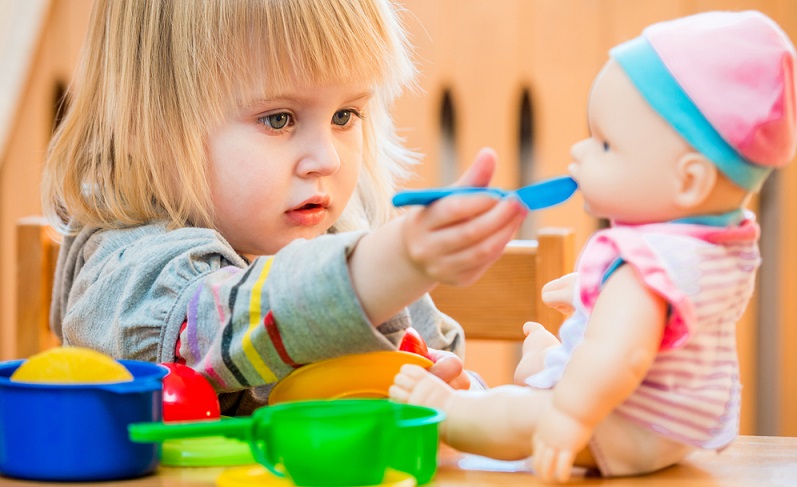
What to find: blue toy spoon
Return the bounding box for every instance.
[392,175,577,210]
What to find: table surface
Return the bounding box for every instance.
[1,436,795,486]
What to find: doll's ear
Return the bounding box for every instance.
[673,152,717,209]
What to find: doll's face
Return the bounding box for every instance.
[568,60,695,224]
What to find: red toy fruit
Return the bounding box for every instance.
[398,327,433,361]
[161,363,221,422]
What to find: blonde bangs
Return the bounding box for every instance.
[212,0,416,107]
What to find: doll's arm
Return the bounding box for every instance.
[533,264,666,482]
[541,272,578,315]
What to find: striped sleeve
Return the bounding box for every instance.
[177,232,398,392]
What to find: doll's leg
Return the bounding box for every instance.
[391,364,552,460]
[514,322,560,384]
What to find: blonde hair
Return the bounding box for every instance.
[42,0,417,234]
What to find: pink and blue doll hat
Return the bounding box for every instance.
[611,10,797,191]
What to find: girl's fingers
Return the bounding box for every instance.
[403,197,523,273]
[428,352,463,383]
[453,147,497,188]
[426,197,525,251]
[422,209,525,284]
[447,205,526,261]
[418,193,504,231]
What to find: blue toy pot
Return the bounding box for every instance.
[0,359,167,481]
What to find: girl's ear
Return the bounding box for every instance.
[673,152,717,209]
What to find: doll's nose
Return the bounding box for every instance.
[569,138,589,163]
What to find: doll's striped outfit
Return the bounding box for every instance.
[526,214,760,475]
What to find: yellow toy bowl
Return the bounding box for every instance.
[269,351,433,404]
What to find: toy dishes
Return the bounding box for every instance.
[134,399,396,486]
[216,465,417,487]
[0,358,167,481]
[130,399,445,486]
[392,175,578,210]
[159,362,254,467]
[397,327,434,361]
[391,403,446,485]
[161,362,221,421]
[268,351,433,404]
[9,346,133,383]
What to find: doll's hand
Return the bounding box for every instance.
[427,348,471,390]
[532,401,593,483]
[514,322,560,384]
[400,148,527,286]
[541,273,578,316]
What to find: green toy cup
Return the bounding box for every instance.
[392,404,446,484]
[250,399,398,486]
[130,399,399,487]
[129,399,446,485]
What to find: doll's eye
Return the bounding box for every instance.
[260,112,291,130]
[602,141,610,152]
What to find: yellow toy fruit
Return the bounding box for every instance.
[10,346,134,384]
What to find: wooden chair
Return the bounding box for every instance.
[430,228,575,342]
[15,217,575,359]
[15,216,62,359]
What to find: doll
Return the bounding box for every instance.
[390,10,797,482]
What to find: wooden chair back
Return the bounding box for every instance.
[431,228,575,341]
[16,216,62,358]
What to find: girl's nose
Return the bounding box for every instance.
[297,134,341,177]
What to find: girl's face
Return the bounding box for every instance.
[568,60,693,224]
[207,80,371,256]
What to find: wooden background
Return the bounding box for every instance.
[1,0,796,437]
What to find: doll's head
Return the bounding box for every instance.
[43,0,416,234]
[570,11,797,224]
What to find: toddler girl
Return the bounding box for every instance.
[42,0,527,415]
[390,10,797,482]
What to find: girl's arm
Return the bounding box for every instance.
[178,233,402,394]
[533,264,666,482]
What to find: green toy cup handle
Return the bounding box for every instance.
[247,408,285,479]
[128,417,251,443]
[130,415,285,478]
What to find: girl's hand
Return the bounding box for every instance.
[348,147,526,326]
[541,273,578,316]
[400,148,528,287]
[427,349,471,390]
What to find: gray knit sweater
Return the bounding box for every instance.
[51,223,464,414]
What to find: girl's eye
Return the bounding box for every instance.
[260,112,291,130]
[602,141,610,152]
[332,110,352,126]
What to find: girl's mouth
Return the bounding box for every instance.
[286,199,329,227]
